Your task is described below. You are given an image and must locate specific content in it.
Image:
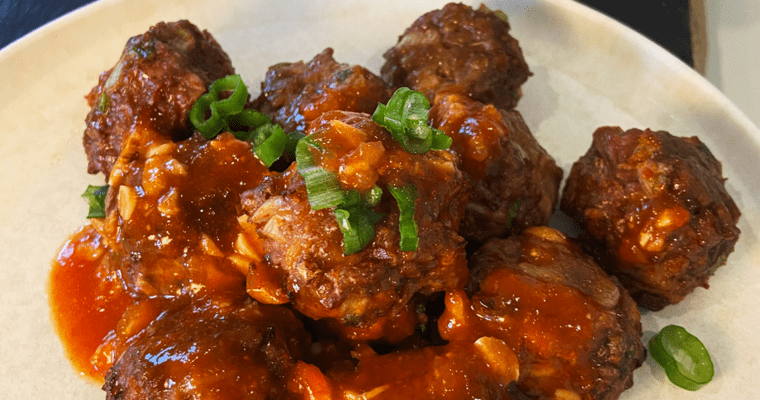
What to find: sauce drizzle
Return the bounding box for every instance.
[48,224,133,382]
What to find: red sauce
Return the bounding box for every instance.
[439,268,605,398]
[48,224,134,382]
[429,93,505,180]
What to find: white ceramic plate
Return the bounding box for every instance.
[1,0,758,398]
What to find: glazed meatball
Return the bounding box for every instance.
[560,127,741,310]
[381,3,531,109]
[429,93,562,242]
[102,296,310,400]
[84,20,235,177]
[288,340,528,400]
[440,227,645,400]
[93,130,270,297]
[241,111,469,329]
[252,48,394,134]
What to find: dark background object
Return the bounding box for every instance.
[576,0,694,67]
[0,0,95,50]
[2,0,696,69]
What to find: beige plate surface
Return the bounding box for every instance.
[1,0,758,398]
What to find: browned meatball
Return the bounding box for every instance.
[288,340,527,400]
[252,48,394,134]
[560,127,741,310]
[429,94,562,242]
[440,227,645,400]
[381,3,531,109]
[241,111,469,329]
[102,296,310,400]
[84,20,235,177]
[93,130,270,297]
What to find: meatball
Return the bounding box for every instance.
[84,20,235,177]
[560,127,741,310]
[102,296,310,399]
[93,129,271,297]
[288,340,528,400]
[241,111,469,329]
[440,227,645,400]
[429,93,562,242]
[381,3,531,109]
[252,48,394,134]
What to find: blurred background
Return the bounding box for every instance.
[1,0,758,127]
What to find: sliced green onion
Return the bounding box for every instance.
[294,135,388,254]
[189,74,251,139]
[300,167,346,210]
[334,206,384,255]
[249,124,288,167]
[82,185,109,219]
[388,185,418,251]
[188,76,289,166]
[296,137,345,209]
[431,130,453,150]
[372,87,451,154]
[362,185,383,207]
[208,74,248,116]
[285,131,306,159]
[189,92,224,139]
[649,325,714,391]
[227,109,271,139]
[342,190,362,208]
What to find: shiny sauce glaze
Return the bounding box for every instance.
[440,275,603,398]
[49,130,272,381]
[100,129,271,297]
[429,93,506,180]
[48,225,134,381]
[241,110,469,330]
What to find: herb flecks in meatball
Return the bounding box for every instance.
[560,127,741,310]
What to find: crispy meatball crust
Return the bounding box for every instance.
[429,94,562,242]
[84,20,235,178]
[381,3,531,109]
[252,48,394,134]
[441,227,645,400]
[241,111,469,329]
[560,127,741,310]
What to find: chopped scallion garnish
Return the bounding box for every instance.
[295,136,387,254]
[189,75,287,166]
[649,325,714,391]
[207,74,248,116]
[189,92,225,139]
[371,87,451,154]
[82,185,109,219]
[250,124,288,167]
[388,185,419,251]
[227,109,271,138]
[362,186,383,207]
[295,137,346,210]
[285,130,307,159]
[334,206,384,255]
